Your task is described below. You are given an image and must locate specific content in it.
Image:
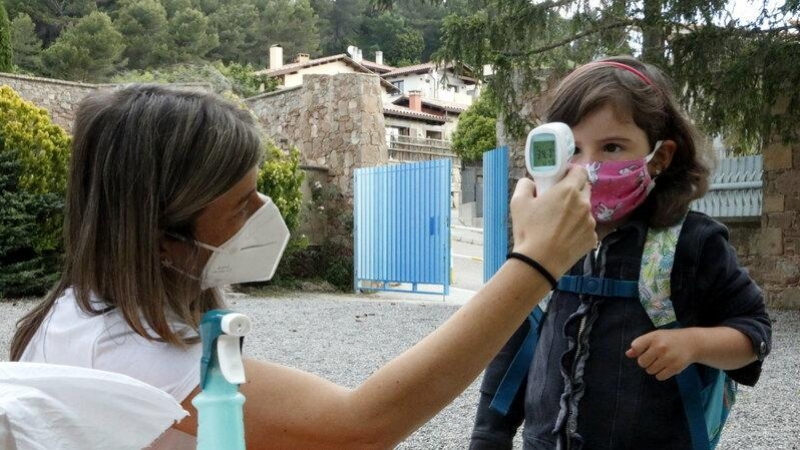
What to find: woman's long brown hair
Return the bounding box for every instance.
[11,84,264,360]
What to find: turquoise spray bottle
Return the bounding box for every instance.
[193,309,252,450]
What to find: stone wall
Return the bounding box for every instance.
[247,73,389,245]
[248,74,388,197]
[754,137,799,309]
[296,165,331,246]
[1,72,213,133]
[0,73,103,133]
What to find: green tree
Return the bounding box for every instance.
[113,0,170,69]
[220,62,279,97]
[248,0,321,66]
[451,89,498,162]
[358,12,423,66]
[10,13,42,72]
[207,1,259,64]
[40,11,125,82]
[192,0,221,15]
[0,0,12,72]
[0,85,71,297]
[164,7,218,64]
[159,0,191,18]
[380,0,800,150]
[4,0,95,46]
[392,0,472,62]
[312,0,368,55]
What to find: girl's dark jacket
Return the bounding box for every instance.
[470,211,772,450]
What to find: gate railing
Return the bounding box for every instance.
[354,159,451,295]
[483,147,509,283]
[691,155,763,219]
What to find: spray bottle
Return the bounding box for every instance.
[193,309,252,450]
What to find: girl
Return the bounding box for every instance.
[10,84,597,450]
[470,56,772,450]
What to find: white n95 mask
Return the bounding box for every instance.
[193,193,290,290]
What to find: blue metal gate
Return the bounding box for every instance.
[354,159,451,295]
[483,147,509,283]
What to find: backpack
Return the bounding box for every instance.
[489,219,737,450]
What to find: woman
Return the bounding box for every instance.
[11,84,596,450]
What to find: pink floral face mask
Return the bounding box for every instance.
[578,141,662,223]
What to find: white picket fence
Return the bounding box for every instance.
[691,156,763,219]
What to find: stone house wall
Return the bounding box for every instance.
[247,73,389,246]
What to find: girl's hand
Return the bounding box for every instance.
[625,329,698,381]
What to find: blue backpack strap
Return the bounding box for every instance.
[642,219,735,450]
[558,276,639,298]
[489,305,545,415]
[676,363,712,450]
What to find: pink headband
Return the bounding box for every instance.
[585,61,653,86]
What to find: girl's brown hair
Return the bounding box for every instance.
[545,55,713,228]
[11,84,264,360]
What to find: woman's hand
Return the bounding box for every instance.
[510,167,596,279]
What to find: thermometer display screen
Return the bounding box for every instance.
[531,138,556,168]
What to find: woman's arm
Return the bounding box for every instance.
[178,169,596,450]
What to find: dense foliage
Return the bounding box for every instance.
[4,0,476,80]
[377,0,799,151]
[257,142,305,233]
[9,12,42,73]
[0,86,71,297]
[0,0,12,72]
[40,11,125,81]
[113,62,279,98]
[451,88,498,162]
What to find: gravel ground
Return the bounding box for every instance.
[1,293,798,449]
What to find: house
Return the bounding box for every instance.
[389,92,467,139]
[358,50,396,75]
[255,45,399,97]
[384,91,466,164]
[382,62,480,106]
[256,45,477,160]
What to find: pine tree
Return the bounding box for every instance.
[10,13,42,72]
[376,0,800,150]
[0,0,13,72]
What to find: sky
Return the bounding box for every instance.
[729,0,789,24]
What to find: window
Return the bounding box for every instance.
[391,80,404,92]
[426,130,443,140]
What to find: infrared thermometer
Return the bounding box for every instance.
[524,122,575,194]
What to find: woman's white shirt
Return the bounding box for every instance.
[19,288,200,449]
